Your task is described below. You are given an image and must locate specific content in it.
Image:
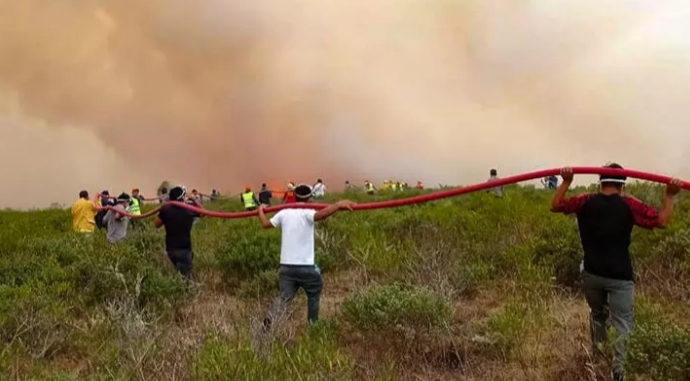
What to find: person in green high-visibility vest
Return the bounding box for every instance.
[128,189,142,216]
[128,188,143,231]
[241,186,259,211]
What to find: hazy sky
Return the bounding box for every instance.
[1,0,689,208]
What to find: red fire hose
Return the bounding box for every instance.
[98,167,689,219]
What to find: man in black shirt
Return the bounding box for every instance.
[155,186,203,279]
[551,164,682,381]
[259,183,273,206]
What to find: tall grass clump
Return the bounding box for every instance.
[193,321,353,381]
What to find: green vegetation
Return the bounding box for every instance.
[342,284,451,330]
[193,321,353,381]
[1,183,689,380]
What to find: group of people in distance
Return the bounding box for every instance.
[239,179,329,211]
[72,163,683,381]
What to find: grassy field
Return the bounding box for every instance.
[1,183,690,380]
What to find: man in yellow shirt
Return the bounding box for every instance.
[72,190,99,233]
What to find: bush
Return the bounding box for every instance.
[650,229,690,273]
[627,301,690,381]
[627,321,690,380]
[217,230,281,283]
[485,302,530,353]
[454,261,496,297]
[342,284,451,331]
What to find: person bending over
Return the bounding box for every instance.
[103,193,131,243]
[551,163,682,381]
[258,184,354,324]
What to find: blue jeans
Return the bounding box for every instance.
[167,249,194,280]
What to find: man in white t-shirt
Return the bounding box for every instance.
[258,184,354,324]
[312,179,327,198]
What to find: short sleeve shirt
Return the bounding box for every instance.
[554,193,660,280]
[72,198,98,233]
[270,209,317,265]
[158,204,196,251]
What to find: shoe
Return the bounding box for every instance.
[612,370,624,381]
[262,317,272,331]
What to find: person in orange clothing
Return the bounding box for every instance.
[72,190,99,233]
[283,182,297,204]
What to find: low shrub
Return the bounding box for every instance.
[454,261,496,297]
[342,284,451,331]
[485,302,529,353]
[627,321,690,380]
[217,230,281,283]
[627,305,690,381]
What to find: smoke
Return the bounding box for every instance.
[1,0,689,208]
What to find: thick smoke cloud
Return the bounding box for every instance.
[1,0,689,208]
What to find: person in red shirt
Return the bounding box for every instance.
[283,182,297,204]
[551,163,682,381]
[417,181,424,190]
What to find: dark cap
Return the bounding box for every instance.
[169,186,187,201]
[294,184,313,200]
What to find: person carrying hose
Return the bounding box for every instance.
[283,182,297,204]
[487,169,503,198]
[313,179,327,198]
[257,184,355,326]
[188,189,203,225]
[72,190,99,234]
[128,188,144,231]
[159,188,170,204]
[551,163,682,381]
[129,189,142,216]
[259,183,273,206]
[154,186,203,280]
[365,180,376,195]
[241,186,259,211]
[103,193,130,244]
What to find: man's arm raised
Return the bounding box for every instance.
[258,204,274,229]
[551,167,574,212]
[657,178,682,228]
[314,200,355,222]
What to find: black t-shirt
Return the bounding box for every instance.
[557,193,660,281]
[259,190,272,205]
[158,204,196,251]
